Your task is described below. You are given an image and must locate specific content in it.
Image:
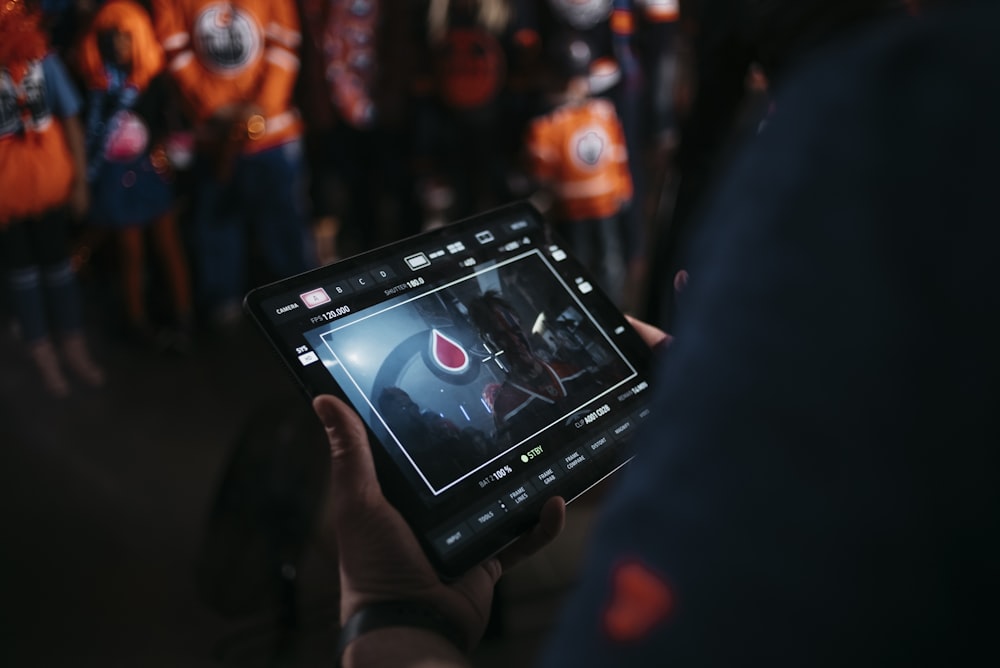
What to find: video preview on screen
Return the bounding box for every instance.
[303,250,637,496]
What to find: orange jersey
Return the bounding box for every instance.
[526,98,633,222]
[0,57,76,225]
[637,0,679,23]
[153,0,302,150]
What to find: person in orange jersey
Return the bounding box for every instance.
[524,35,633,306]
[0,0,104,396]
[76,0,194,352]
[153,0,312,328]
[533,1,681,313]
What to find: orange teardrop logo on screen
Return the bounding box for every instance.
[603,561,674,642]
[430,329,470,374]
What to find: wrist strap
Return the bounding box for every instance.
[335,600,466,667]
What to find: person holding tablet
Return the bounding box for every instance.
[309,1,1000,666]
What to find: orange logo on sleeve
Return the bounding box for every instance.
[603,560,674,642]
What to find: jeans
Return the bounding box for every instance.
[0,210,83,342]
[190,139,311,313]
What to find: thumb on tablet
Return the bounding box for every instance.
[313,394,381,514]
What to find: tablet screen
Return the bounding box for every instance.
[244,202,655,577]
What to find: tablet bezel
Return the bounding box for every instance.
[243,202,655,578]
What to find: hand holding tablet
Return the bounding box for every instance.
[244,202,657,578]
[314,392,566,654]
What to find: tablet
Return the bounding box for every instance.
[244,201,656,578]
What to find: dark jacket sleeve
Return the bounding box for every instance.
[538,3,1000,666]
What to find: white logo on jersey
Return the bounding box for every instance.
[193,4,261,74]
[0,70,20,137]
[640,0,679,16]
[547,0,613,29]
[0,62,50,138]
[572,128,607,168]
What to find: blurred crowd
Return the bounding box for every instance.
[1,0,928,398]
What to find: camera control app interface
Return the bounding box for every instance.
[258,211,653,557]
